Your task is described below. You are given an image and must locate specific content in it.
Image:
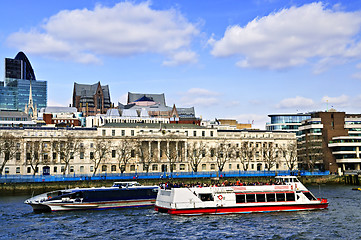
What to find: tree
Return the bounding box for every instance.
[302,139,323,172]
[116,139,135,173]
[281,142,298,171]
[215,140,235,172]
[53,134,81,175]
[162,134,181,173]
[237,141,255,171]
[0,133,20,175]
[91,138,111,176]
[26,141,41,175]
[137,140,155,173]
[187,141,207,172]
[262,142,279,171]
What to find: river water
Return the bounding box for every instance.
[0,184,360,240]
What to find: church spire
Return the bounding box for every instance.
[25,80,37,120]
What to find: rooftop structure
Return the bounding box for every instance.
[72,82,112,117]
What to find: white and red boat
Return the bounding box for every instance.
[155,176,328,215]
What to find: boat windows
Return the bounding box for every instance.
[303,192,317,201]
[276,193,285,201]
[246,194,256,203]
[199,193,214,202]
[236,194,246,203]
[266,193,276,202]
[256,194,266,202]
[286,193,295,201]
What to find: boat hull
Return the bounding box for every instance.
[30,199,156,212]
[155,201,328,215]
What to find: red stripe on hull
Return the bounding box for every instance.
[155,202,328,215]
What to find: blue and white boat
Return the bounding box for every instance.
[25,182,159,212]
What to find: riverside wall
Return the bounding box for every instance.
[0,175,349,196]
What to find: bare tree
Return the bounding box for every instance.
[137,140,155,173]
[0,133,20,175]
[91,138,111,176]
[237,141,255,171]
[187,141,207,172]
[26,141,41,175]
[116,139,135,173]
[299,138,323,172]
[161,134,181,173]
[262,142,279,171]
[215,140,235,172]
[53,134,81,175]
[281,142,298,171]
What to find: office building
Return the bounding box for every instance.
[0,52,47,111]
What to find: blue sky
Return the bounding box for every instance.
[1,0,361,129]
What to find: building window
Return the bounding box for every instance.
[90,143,94,148]
[131,150,135,157]
[27,167,31,174]
[180,164,185,171]
[229,164,232,170]
[4,167,9,174]
[202,164,206,171]
[80,166,84,173]
[112,150,116,158]
[193,131,197,137]
[102,130,106,136]
[90,152,94,159]
[16,167,20,174]
[111,165,116,171]
[112,130,115,136]
[53,152,57,160]
[61,166,65,173]
[211,164,216,170]
[210,149,215,157]
[131,130,135,136]
[90,166,94,172]
[210,131,213,137]
[80,152,84,159]
[130,165,135,171]
[70,166,74,173]
[202,131,205,137]
[16,152,21,161]
[102,165,107,172]
[54,166,57,173]
[122,130,125,136]
[152,164,158,171]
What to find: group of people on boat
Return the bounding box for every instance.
[159,179,286,189]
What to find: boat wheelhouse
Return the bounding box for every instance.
[155,176,328,215]
[25,182,158,212]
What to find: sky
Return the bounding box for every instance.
[1,0,361,129]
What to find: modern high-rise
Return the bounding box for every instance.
[0,52,47,111]
[266,113,311,136]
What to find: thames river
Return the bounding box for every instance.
[0,184,360,240]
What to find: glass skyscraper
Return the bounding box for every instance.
[0,52,47,111]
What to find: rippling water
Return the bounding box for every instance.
[1,184,360,240]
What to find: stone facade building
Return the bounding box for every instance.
[0,123,296,176]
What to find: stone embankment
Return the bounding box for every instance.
[0,175,351,196]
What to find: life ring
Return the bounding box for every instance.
[218,195,223,200]
[291,185,293,190]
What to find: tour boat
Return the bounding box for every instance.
[155,176,328,215]
[25,182,158,212]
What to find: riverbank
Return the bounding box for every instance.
[0,175,350,196]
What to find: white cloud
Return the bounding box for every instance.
[179,88,220,107]
[210,2,361,71]
[163,51,198,66]
[322,95,349,107]
[352,72,361,80]
[276,96,314,109]
[7,2,199,65]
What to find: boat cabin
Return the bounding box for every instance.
[112,182,141,188]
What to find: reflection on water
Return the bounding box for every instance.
[0,185,360,239]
